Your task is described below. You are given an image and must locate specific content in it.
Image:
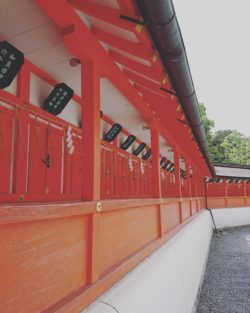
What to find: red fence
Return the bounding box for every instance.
[206,181,250,197]
[0,99,82,203]
[0,89,202,204]
[206,181,250,208]
[100,141,153,199]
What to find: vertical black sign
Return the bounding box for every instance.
[104,123,122,142]
[142,149,152,160]
[133,142,146,156]
[160,157,167,167]
[180,169,186,178]
[120,135,136,150]
[170,164,175,173]
[167,162,174,172]
[162,160,171,169]
[0,41,24,89]
[44,83,74,115]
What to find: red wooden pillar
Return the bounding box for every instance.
[174,149,182,222]
[224,180,228,207]
[174,149,182,198]
[186,160,192,197]
[150,126,161,198]
[81,60,101,201]
[81,60,101,285]
[243,181,247,206]
[191,169,199,211]
[150,126,163,237]
[193,170,198,197]
[185,159,193,214]
[13,62,30,198]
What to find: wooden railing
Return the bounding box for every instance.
[206,181,250,208]
[0,90,202,204]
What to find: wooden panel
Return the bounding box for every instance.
[246,197,250,206]
[207,197,226,208]
[181,200,190,221]
[98,205,158,275]
[0,106,15,194]
[227,197,245,208]
[191,200,197,215]
[162,202,180,233]
[0,216,89,313]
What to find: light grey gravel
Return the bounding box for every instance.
[196,225,250,313]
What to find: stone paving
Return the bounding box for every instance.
[196,225,250,313]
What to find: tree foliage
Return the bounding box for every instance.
[199,103,250,165]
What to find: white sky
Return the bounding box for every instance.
[173,0,250,136]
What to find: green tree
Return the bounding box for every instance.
[220,131,250,165]
[210,130,233,162]
[198,103,214,146]
[199,103,250,165]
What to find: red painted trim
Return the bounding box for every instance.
[81,60,101,201]
[110,51,164,83]
[93,27,154,61]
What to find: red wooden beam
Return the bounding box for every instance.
[115,0,155,52]
[13,62,30,196]
[150,126,161,198]
[124,69,174,98]
[81,60,101,201]
[92,27,155,61]
[134,85,177,109]
[174,149,182,198]
[70,0,141,34]
[110,51,164,82]
[185,160,192,197]
[36,0,209,176]
[36,0,158,121]
[134,84,172,100]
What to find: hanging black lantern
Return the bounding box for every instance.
[142,149,152,160]
[120,135,136,150]
[133,142,146,156]
[160,157,167,168]
[104,123,122,142]
[0,41,24,89]
[43,83,74,115]
[162,160,171,169]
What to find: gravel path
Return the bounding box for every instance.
[196,225,250,313]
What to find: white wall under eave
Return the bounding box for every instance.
[211,207,250,229]
[82,211,213,313]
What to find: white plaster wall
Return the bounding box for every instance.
[211,207,250,229]
[82,211,213,313]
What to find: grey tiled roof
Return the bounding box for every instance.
[214,163,250,179]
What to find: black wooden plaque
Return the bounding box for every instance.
[170,164,175,173]
[167,162,174,172]
[120,135,136,150]
[104,123,122,142]
[162,160,171,169]
[44,83,74,115]
[0,41,24,89]
[160,157,167,167]
[133,142,146,156]
[142,149,152,160]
